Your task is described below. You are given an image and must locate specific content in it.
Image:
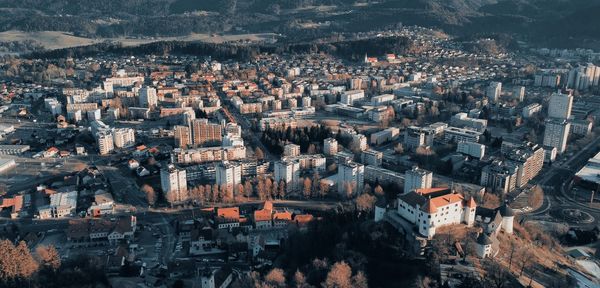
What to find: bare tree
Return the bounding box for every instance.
[294,270,306,288]
[324,261,353,288]
[244,180,253,199]
[303,177,312,199]
[355,193,376,214]
[141,184,156,206]
[35,245,61,270]
[255,147,265,160]
[264,268,286,287]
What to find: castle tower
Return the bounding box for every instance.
[498,203,515,234]
[463,197,477,226]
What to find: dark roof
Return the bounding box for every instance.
[475,206,496,219]
[498,204,515,217]
[477,233,493,245]
[398,192,427,208]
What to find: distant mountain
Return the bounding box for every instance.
[0,0,599,48]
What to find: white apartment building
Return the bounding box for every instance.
[404,126,434,149]
[340,90,365,105]
[370,127,400,146]
[112,128,136,148]
[96,131,114,155]
[522,103,542,118]
[404,166,433,194]
[361,149,383,167]
[283,144,301,157]
[486,82,502,102]
[216,161,242,193]
[139,86,158,108]
[513,86,525,102]
[457,141,486,159]
[371,94,395,105]
[274,160,301,192]
[543,119,570,154]
[161,164,188,204]
[450,113,487,132]
[480,160,518,194]
[38,191,78,219]
[444,127,482,144]
[548,91,573,120]
[351,134,368,151]
[323,138,338,156]
[337,161,365,197]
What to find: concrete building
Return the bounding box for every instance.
[0,145,30,155]
[457,142,486,159]
[361,149,383,167]
[365,166,404,187]
[548,91,573,120]
[323,138,338,156]
[404,126,434,149]
[112,128,135,148]
[370,127,400,146]
[283,144,301,157]
[404,166,433,194]
[174,125,192,148]
[139,87,158,108]
[337,161,364,197]
[161,164,188,204]
[505,143,545,188]
[371,94,395,105]
[216,161,242,194]
[192,119,222,146]
[486,82,502,102]
[450,113,487,132]
[480,160,518,194]
[0,158,16,174]
[38,191,77,219]
[274,160,301,192]
[543,119,570,153]
[96,131,114,155]
[351,134,368,151]
[340,90,365,105]
[444,127,482,144]
[513,86,525,102]
[522,103,542,118]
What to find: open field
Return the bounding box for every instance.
[0,30,279,51]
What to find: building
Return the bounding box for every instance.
[323,138,338,156]
[457,142,486,159]
[112,128,135,148]
[480,160,518,194]
[192,119,222,146]
[283,154,326,172]
[443,127,482,144]
[274,160,300,192]
[404,126,434,149]
[513,86,525,102]
[543,119,570,153]
[504,142,545,188]
[575,151,600,188]
[139,87,158,108]
[486,82,502,102]
[174,125,192,148]
[0,158,16,174]
[397,188,476,239]
[361,149,383,167]
[215,161,242,194]
[450,113,487,132]
[161,164,188,204]
[96,131,114,155]
[351,134,368,151]
[171,146,247,164]
[370,127,400,146]
[570,119,593,136]
[371,94,395,105]
[0,145,30,155]
[38,191,77,219]
[365,166,404,187]
[548,91,573,120]
[283,144,301,157]
[216,207,240,229]
[522,103,542,118]
[340,90,365,105]
[404,166,433,194]
[337,161,365,197]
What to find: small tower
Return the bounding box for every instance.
[476,233,493,258]
[498,203,515,234]
[374,198,387,222]
[200,267,215,288]
[462,197,477,226]
[364,53,369,63]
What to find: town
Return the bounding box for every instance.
[0,25,600,288]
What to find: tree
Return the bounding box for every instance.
[528,186,544,209]
[319,182,330,198]
[355,193,376,214]
[307,144,317,154]
[264,268,286,287]
[294,270,306,288]
[0,240,39,281]
[303,178,312,199]
[141,184,156,206]
[352,271,368,288]
[236,183,244,200]
[324,261,352,288]
[362,183,372,195]
[244,180,253,199]
[483,259,511,288]
[374,185,384,196]
[327,163,337,173]
[278,180,286,199]
[255,147,265,160]
[394,143,404,154]
[35,245,61,271]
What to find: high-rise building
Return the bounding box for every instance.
[274,160,301,192]
[505,143,545,188]
[139,87,157,108]
[337,161,365,197]
[513,86,525,102]
[216,161,242,194]
[548,91,573,120]
[174,125,191,148]
[486,82,502,103]
[191,119,222,146]
[480,160,518,194]
[351,134,368,151]
[323,138,338,156]
[96,131,114,155]
[112,128,135,148]
[283,144,301,157]
[543,119,571,154]
[404,166,433,194]
[161,164,188,204]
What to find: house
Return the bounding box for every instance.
[273,211,292,228]
[475,203,515,235]
[87,190,115,217]
[67,216,137,245]
[199,266,233,288]
[253,201,273,229]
